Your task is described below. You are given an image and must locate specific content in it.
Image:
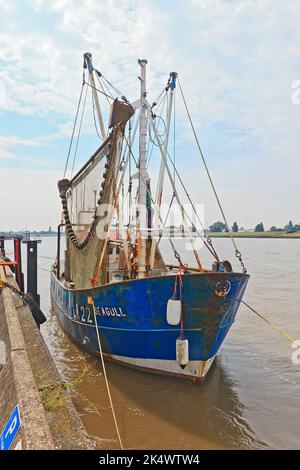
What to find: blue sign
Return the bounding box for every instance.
[0,405,21,450]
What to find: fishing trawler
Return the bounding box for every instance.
[51,53,249,382]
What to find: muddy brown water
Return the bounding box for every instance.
[7,237,300,449]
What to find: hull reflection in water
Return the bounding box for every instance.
[50,271,249,382]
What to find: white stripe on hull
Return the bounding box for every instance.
[103,353,216,381]
[51,291,216,381]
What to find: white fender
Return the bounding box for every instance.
[166,298,181,325]
[176,337,189,368]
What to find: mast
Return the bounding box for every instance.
[84,52,106,140]
[138,59,149,278]
[149,72,177,269]
[157,72,177,206]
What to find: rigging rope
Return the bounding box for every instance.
[71,84,89,177]
[124,135,186,266]
[149,85,216,265]
[148,107,219,263]
[173,91,176,184]
[96,73,113,107]
[100,73,126,101]
[63,82,85,178]
[92,88,103,141]
[128,120,133,225]
[178,78,247,272]
[152,88,166,110]
[83,80,114,100]
[162,133,220,261]
[169,165,219,260]
[147,92,168,168]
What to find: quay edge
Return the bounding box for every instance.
[0,265,99,450]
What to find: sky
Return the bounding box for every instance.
[0,0,300,231]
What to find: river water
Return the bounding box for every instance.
[8,237,300,449]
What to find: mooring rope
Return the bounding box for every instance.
[90,299,124,450]
[241,300,296,345]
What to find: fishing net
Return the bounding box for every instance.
[65,128,123,288]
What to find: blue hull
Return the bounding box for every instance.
[50,271,249,381]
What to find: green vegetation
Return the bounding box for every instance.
[207,220,300,238]
[209,221,228,232]
[39,384,66,411]
[208,231,300,238]
[283,220,300,233]
[232,222,238,232]
[37,364,102,417]
[255,222,264,232]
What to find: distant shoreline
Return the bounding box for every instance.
[207,231,300,239]
[2,231,299,240]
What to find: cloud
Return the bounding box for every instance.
[0,0,299,229]
[0,0,14,12]
[0,148,16,160]
[0,168,61,230]
[0,133,52,162]
[0,135,49,148]
[0,119,98,162]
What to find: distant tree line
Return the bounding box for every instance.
[0,227,57,237]
[209,220,300,233]
[273,220,300,233]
